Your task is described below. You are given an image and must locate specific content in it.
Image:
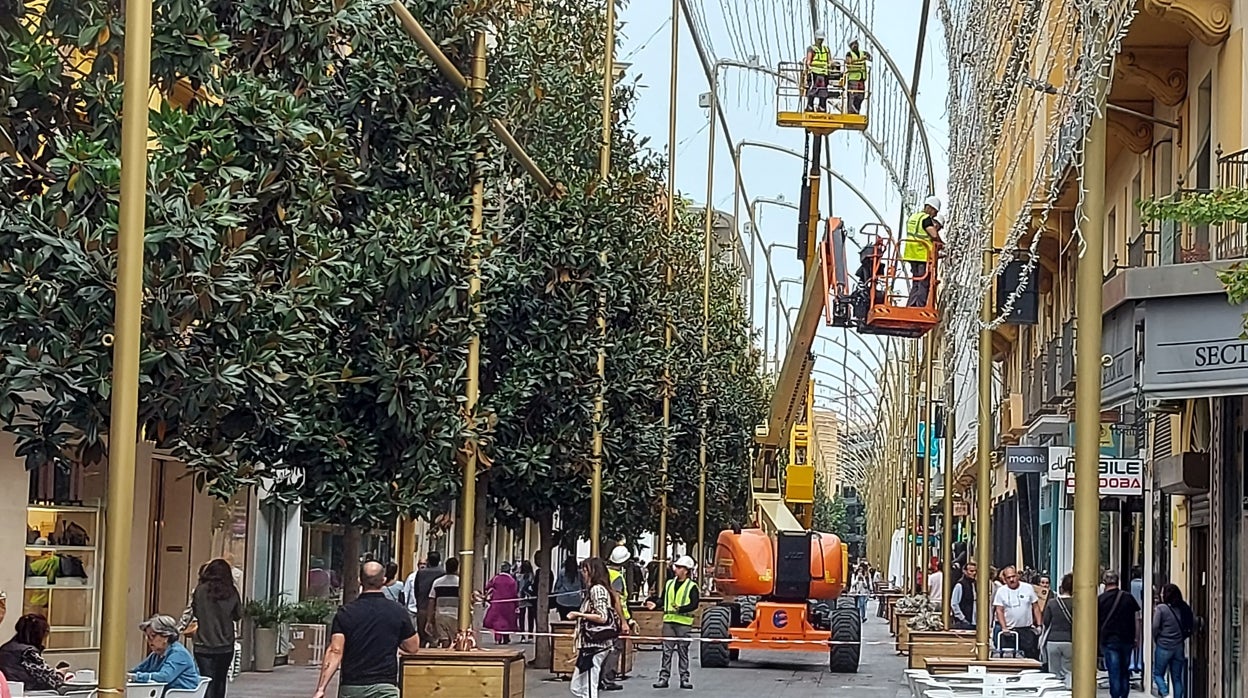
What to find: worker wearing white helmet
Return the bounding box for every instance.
[844,38,873,114]
[903,196,945,308]
[804,30,832,112]
[646,555,700,689]
[601,545,635,691]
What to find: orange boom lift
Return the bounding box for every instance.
[699,56,939,674]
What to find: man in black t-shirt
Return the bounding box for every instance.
[1097,570,1141,698]
[314,561,420,698]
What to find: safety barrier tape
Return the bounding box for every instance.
[468,592,890,605]
[467,627,994,648]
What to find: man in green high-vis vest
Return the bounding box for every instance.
[647,556,700,689]
[903,196,944,308]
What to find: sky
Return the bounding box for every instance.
[615,0,951,423]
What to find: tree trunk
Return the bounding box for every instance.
[473,471,491,592]
[532,511,555,669]
[341,525,362,604]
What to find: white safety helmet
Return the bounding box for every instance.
[674,555,696,570]
[814,29,826,41]
[924,196,942,212]
[609,545,631,565]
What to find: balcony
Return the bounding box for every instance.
[1025,354,1046,423]
[1114,147,1248,274]
[1042,336,1064,406]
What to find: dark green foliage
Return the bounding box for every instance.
[0,0,768,543]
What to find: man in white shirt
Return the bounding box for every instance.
[992,565,1042,659]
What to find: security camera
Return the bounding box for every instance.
[1101,354,1113,368]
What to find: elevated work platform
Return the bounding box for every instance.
[776,110,868,134]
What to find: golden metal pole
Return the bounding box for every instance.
[913,347,923,591]
[1072,106,1107,698]
[589,0,616,557]
[99,0,153,692]
[922,335,933,595]
[941,337,955,627]
[697,71,717,569]
[657,0,679,591]
[974,248,993,660]
[456,31,488,631]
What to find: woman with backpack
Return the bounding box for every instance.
[552,557,585,620]
[1153,583,1194,698]
[567,557,622,698]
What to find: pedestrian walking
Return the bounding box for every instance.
[992,565,1041,659]
[553,557,585,621]
[1041,573,1074,687]
[426,558,461,649]
[483,563,519,644]
[850,566,872,622]
[1097,570,1141,698]
[515,561,537,642]
[1152,583,1194,698]
[568,557,623,698]
[381,562,404,605]
[312,561,420,698]
[402,551,443,647]
[648,556,699,690]
[184,559,242,698]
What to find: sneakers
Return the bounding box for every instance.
[680,682,694,690]
[653,681,669,689]
[601,683,623,692]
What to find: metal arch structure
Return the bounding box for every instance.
[736,139,888,223]
[677,13,921,221]
[810,0,937,198]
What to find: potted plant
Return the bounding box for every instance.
[244,596,291,672]
[287,599,337,666]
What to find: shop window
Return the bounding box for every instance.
[302,525,396,601]
[25,460,106,651]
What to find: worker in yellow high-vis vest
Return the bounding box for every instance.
[804,30,831,112]
[903,196,945,308]
[602,546,636,691]
[844,39,873,115]
[645,556,700,690]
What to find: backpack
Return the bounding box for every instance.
[1169,603,1195,639]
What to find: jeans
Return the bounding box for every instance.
[1101,640,1134,698]
[194,650,232,698]
[571,649,608,698]
[856,595,868,621]
[1153,644,1187,698]
[1045,641,1072,688]
[658,623,691,684]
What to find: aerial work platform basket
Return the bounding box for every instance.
[775,61,868,134]
[821,221,939,338]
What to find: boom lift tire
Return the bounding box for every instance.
[827,600,862,673]
[737,596,758,625]
[699,605,733,668]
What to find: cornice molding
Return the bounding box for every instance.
[1108,111,1154,155]
[1114,49,1188,106]
[1142,0,1231,46]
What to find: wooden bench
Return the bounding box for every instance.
[401,649,526,698]
[922,656,1043,675]
[907,630,976,669]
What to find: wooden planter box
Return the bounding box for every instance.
[894,613,917,654]
[400,649,525,698]
[550,621,577,678]
[288,623,327,666]
[907,630,976,669]
[630,608,664,649]
[892,610,915,641]
[548,621,636,679]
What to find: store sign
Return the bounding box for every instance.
[953,501,969,517]
[1143,295,1248,400]
[1046,446,1071,482]
[1005,446,1048,474]
[1063,457,1143,496]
